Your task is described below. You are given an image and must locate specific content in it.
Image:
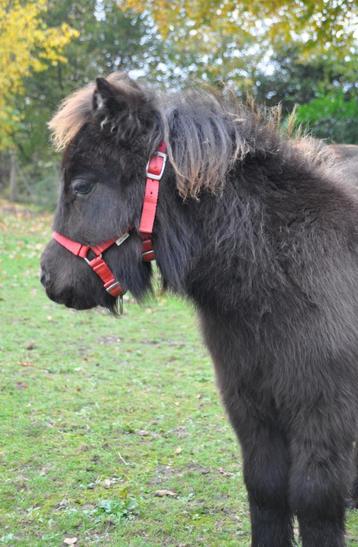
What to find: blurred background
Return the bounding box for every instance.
[0,0,357,208]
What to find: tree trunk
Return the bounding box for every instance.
[9,151,17,202]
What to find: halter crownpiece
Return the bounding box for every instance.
[52,142,168,305]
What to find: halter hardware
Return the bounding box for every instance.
[115,233,130,247]
[52,142,167,308]
[146,150,167,180]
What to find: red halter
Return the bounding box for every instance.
[52,142,167,299]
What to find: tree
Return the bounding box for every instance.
[14,0,164,161]
[295,92,358,143]
[121,0,357,61]
[0,0,78,150]
[252,46,357,143]
[8,0,166,204]
[119,0,357,91]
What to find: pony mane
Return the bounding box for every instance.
[160,89,257,198]
[49,72,328,198]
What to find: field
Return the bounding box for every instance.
[0,200,357,546]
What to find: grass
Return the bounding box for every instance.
[0,199,357,546]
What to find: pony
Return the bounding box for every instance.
[41,72,358,546]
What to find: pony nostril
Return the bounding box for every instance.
[40,268,50,287]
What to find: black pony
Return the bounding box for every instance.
[41,73,358,546]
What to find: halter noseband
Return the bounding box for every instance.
[52,142,167,301]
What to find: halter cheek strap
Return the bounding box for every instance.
[140,141,167,261]
[52,142,167,299]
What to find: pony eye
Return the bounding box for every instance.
[72,179,94,195]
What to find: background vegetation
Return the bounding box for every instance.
[0,0,357,206]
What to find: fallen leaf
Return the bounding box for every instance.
[154,489,177,497]
[16,382,28,389]
[19,361,32,367]
[103,478,117,488]
[63,538,78,545]
[218,467,235,477]
[56,499,69,510]
[175,447,182,455]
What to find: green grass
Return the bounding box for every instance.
[0,200,357,546]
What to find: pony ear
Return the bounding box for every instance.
[93,77,118,113]
[92,75,155,141]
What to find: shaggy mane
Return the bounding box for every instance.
[49,72,339,198]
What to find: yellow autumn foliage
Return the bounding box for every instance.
[121,0,357,58]
[0,0,79,150]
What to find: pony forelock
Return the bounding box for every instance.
[48,72,134,151]
[48,82,94,151]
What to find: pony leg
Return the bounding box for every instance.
[243,423,293,547]
[200,314,293,545]
[289,409,356,547]
[222,396,293,547]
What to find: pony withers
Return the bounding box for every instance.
[41,73,358,547]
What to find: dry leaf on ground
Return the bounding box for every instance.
[63,538,78,545]
[154,489,177,497]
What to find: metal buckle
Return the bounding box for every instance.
[146,151,167,180]
[105,281,121,293]
[115,233,130,247]
[142,249,155,260]
[84,252,101,265]
[107,283,124,314]
[106,281,120,292]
